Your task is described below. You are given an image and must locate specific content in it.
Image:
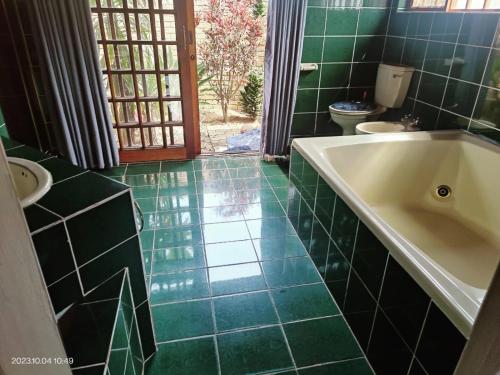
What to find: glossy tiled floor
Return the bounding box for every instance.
[102,156,373,375]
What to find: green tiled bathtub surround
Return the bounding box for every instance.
[292,1,392,138]
[136,156,372,374]
[289,147,467,374]
[384,8,500,142]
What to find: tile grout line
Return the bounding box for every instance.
[197,158,222,375]
[405,300,433,375]
[312,4,330,135]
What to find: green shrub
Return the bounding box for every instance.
[240,72,263,119]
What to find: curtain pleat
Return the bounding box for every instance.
[31,0,119,169]
[261,0,307,157]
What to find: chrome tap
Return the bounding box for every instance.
[401,114,421,131]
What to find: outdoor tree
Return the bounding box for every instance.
[240,71,263,119]
[196,0,263,122]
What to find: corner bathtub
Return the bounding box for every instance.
[292,130,500,337]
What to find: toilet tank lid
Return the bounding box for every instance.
[330,101,376,113]
[379,63,415,73]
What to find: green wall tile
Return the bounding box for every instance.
[358,9,389,36]
[39,157,84,184]
[325,9,358,36]
[401,38,427,70]
[295,89,319,113]
[67,193,136,266]
[320,63,351,87]
[305,8,327,36]
[350,63,378,87]
[451,45,490,84]
[423,41,454,76]
[442,79,479,118]
[417,72,447,106]
[48,272,82,314]
[39,172,128,217]
[430,13,462,43]
[323,37,355,63]
[79,235,147,306]
[354,36,385,62]
[317,88,348,110]
[33,223,75,285]
[291,113,316,136]
[302,37,324,63]
[298,68,321,89]
[383,36,404,64]
[23,205,60,232]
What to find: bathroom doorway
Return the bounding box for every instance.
[194,0,267,154]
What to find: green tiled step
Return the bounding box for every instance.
[58,270,144,374]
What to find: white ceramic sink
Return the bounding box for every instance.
[7,157,52,208]
[356,121,406,135]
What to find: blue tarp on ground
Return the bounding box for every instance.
[226,128,261,152]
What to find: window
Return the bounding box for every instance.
[90,0,186,151]
[410,0,499,10]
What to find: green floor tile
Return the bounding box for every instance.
[267,174,290,188]
[155,209,200,228]
[135,197,157,213]
[195,169,231,181]
[214,291,278,332]
[284,317,362,367]
[246,217,295,239]
[205,240,258,267]
[272,284,340,322]
[158,171,195,188]
[145,337,218,375]
[194,158,227,170]
[253,235,307,260]
[261,164,288,177]
[152,300,214,341]
[152,245,206,274]
[126,163,161,175]
[154,226,203,248]
[124,173,159,186]
[158,184,197,196]
[143,212,158,230]
[97,166,126,177]
[142,251,152,276]
[196,179,235,194]
[241,201,286,220]
[209,263,267,296]
[160,160,194,172]
[234,188,279,204]
[140,230,154,251]
[132,185,158,199]
[198,191,241,207]
[157,194,199,211]
[225,157,261,168]
[200,205,245,224]
[262,257,322,288]
[232,177,269,190]
[150,269,209,304]
[217,326,294,375]
[203,221,250,243]
[272,186,290,201]
[229,167,262,178]
[298,358,374,374]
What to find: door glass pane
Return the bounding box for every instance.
[162,74,181,97]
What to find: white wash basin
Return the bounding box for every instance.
[8,157,52,208]
[356,121,406,135]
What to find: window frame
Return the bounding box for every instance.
[409,0,500,11]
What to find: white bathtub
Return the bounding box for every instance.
[292,130,500,337]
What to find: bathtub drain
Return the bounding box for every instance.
[435,185,452,198]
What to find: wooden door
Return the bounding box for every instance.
[91,0,200,162]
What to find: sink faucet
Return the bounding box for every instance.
[401,113,421,131]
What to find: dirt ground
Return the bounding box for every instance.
[200,108,261,153]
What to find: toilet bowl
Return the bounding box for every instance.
[328,63,415,135]
[328,103,386,135]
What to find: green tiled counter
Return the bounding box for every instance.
[288,146,466,375]
[1,137,156,361]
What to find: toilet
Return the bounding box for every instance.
[329,63,415,135]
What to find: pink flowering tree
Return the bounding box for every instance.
[197,0,263,122]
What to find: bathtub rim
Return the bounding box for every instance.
[291,130,499,338]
